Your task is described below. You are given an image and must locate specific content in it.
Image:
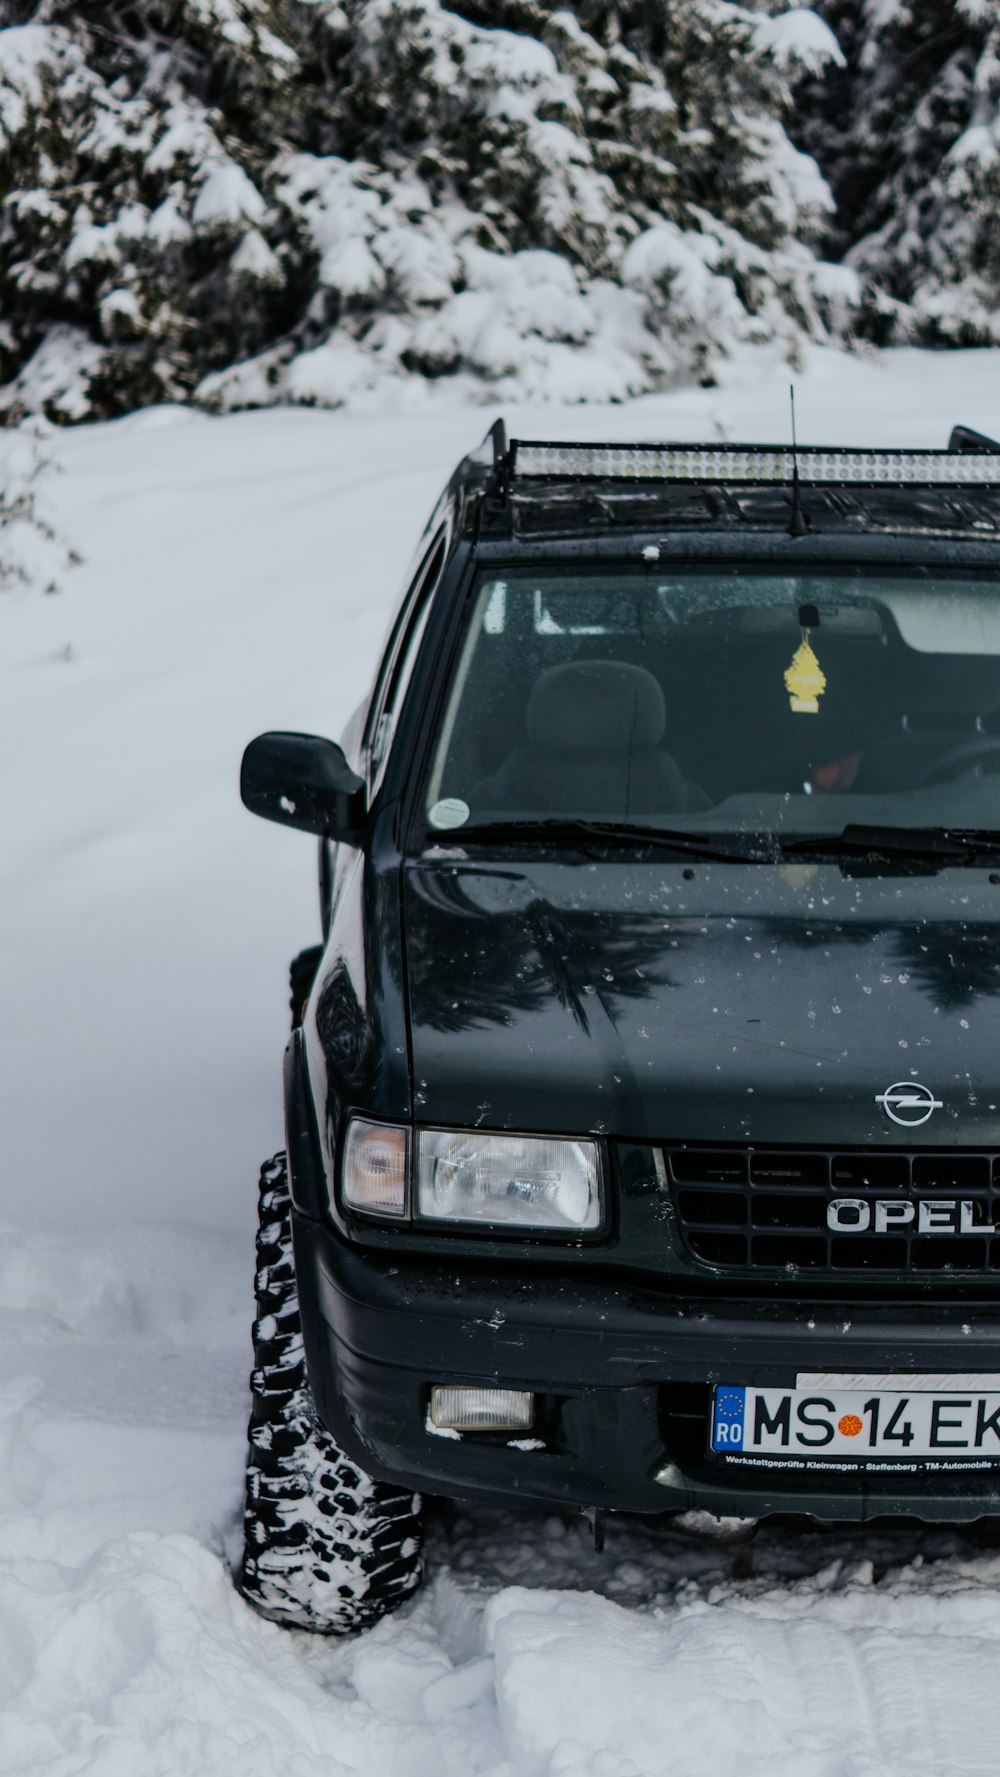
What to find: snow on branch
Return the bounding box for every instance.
[0,422,78,596]
[753,9,845,76]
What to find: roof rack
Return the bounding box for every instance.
[949,425,1000,454]
[505,439,1000,488]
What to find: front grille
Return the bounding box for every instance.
[666,1146,1000,1275]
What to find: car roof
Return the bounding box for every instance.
[450,422,1000,549]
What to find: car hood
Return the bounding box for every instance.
[402,854,1000,1145]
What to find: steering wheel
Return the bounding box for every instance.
[917,738,1000,787]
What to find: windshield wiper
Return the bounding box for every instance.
[450,820,773,863]
[439,820,1000,866]
[779,824,1000,864]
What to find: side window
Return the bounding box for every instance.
[366,530,447,794]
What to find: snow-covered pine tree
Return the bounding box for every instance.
[796,0,1000,343]
[1,0,846,419]
[0,418,75,593]
[0,2,310,417]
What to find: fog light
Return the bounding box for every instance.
[429,1386,534,1432]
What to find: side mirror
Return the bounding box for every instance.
[241,732,366,841]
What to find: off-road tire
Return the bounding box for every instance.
[289,946,323,1030]
[238,1152,423,1632]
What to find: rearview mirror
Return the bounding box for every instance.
[241,732,366,841]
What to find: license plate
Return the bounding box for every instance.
[711,1384,1000,1464]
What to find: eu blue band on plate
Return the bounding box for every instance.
[712,1387,746,1451]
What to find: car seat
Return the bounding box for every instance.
[471,659,709,819]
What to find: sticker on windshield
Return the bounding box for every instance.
[429,797,470,830]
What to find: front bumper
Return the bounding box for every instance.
[293,1211,1000,1523]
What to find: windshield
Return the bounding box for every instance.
[422,567,1000,842]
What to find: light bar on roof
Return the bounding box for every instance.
[511,443,1000,486]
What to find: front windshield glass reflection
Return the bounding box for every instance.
[423,568,1000,840]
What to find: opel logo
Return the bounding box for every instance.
[875,1081,943,1127]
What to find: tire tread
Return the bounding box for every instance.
[238,1151,423,1633]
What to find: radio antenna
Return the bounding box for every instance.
[788,383,807,538]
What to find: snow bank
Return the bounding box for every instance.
[486,1569,1000,1776]
[4,351,1000,1774]
[5,1517,1000,1774]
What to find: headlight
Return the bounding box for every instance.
[342,1119,409,1217]
[415,1129,601,1231]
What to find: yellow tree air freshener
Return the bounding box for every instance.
[784,626,826,714]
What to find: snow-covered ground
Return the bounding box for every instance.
[5,344,1000,1775]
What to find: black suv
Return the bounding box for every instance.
[239,421,1000,1633]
